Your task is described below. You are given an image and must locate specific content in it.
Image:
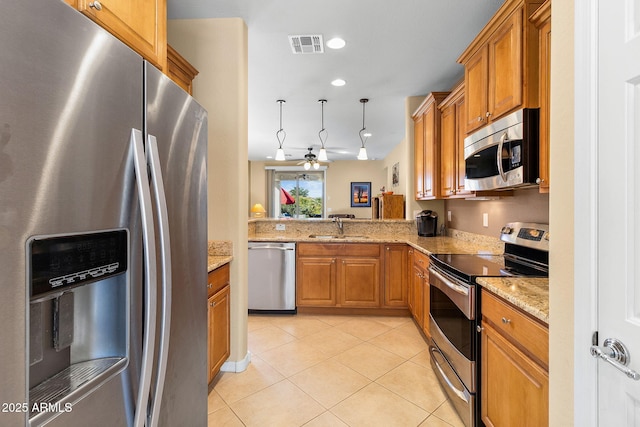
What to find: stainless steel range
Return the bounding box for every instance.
[428,222,549,427]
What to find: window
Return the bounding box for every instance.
[267,167,326,218]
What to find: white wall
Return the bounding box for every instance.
[168,18,249,366]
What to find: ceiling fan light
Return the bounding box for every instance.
[313,162,320,170]
[275,148,286,161]
[318,148,328,161]
[357,147,368,160]
[304,161,311,170]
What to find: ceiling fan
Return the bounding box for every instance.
[296,147,323,170]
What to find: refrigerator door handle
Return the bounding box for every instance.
[131,129,158,427]
[145,134,173,427]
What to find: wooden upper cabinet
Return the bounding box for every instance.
[459,0,543,135]
[72,0,167,71]
[412,92,449,201]
[413,113,426,200]
[464,46,489,133]
[531,0,551,193]
[440,102,456,197]
[488,9,523,121]
[439,82,472,198]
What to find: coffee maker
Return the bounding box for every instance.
[416,210,438,236]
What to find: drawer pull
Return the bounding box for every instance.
[501,317,511,324]
[89,1,102,10]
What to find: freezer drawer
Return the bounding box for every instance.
[248,242,296,313]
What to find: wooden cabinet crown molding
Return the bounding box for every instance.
[457,0,543,65]
[167,44,199,95]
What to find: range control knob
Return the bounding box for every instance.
[500,226,513,235]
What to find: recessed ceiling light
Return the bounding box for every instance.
[326,37,346,49]
[331,78,346,87]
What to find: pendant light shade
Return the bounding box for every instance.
[275,100,286,161]
[317,99,329,161]
[357,98,369,160]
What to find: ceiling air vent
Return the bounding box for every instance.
[288,35,324,54]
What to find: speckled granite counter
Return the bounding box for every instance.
[476,277,549,324]
[207,240,233,272]
[249,233,504,256]
[208,255,232,272]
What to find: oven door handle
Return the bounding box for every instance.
[429,266,469,297]
[430,346,471,403]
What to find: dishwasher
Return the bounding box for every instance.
[248,242,296,313]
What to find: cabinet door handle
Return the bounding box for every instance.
[501,317,511,324]
[207,283,213,289]
[210,301,215,307]
[486,111,491,118]
[536,178,545,184]
[89,1,102,10]
[477,116,483,122]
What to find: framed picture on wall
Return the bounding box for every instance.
[392,162,399,187]
[350,182,371,207]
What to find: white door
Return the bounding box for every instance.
[592,0,640,424]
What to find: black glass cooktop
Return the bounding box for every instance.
[430,252,549,283]
[430,254,507,282]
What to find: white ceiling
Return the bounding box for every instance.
[167,0,505,161]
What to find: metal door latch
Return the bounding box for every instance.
[590,338,640,381]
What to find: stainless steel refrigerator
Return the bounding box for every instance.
[0,1,208,426]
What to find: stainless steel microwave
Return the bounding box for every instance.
[464,108,539,191]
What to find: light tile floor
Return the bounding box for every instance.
[208,314,465,427]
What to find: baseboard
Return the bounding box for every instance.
[220,351,251,373]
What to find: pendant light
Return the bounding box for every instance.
[275,100,286,161]
[357,98,369,160]
[317,99,329,161]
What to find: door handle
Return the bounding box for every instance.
[590,338,640,381]
[130,129,157,427]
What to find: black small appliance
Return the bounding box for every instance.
[416,210,438,236]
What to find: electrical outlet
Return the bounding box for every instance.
[275,224,286,231]
[447,211,452,222]
[482,213,489,228]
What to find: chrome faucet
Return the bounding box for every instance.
[334,217,344,235]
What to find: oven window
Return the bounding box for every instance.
[430,285,476,360]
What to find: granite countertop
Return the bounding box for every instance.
[207,255,233,272]
[249,234,504,256]
[476,277,549,324]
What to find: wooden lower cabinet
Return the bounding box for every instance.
[481,291,549,426]
[207,264,230,383]
[410,264,424,328]
[410,250,430,334]
[297,257,337,306]
[383,244,409,307]
[297,243,380,308]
